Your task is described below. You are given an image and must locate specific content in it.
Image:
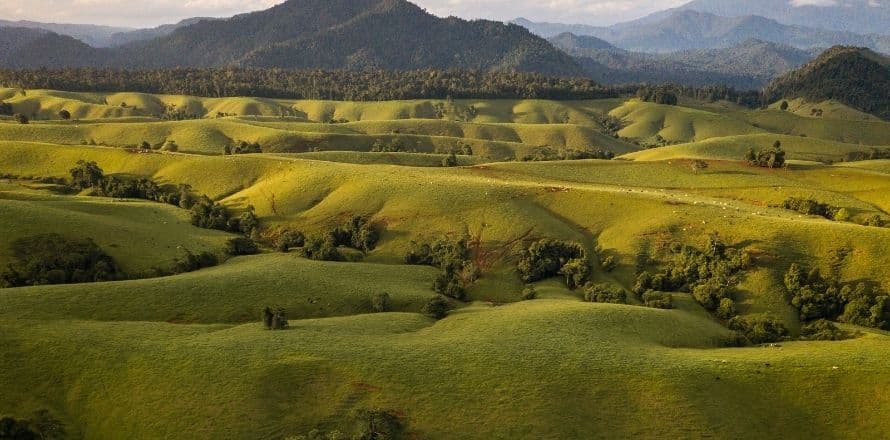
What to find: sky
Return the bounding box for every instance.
[2,0,692,28]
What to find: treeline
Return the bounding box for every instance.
[0,68,770,105]
[0,68,634,101]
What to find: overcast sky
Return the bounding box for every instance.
[3,0,691,28]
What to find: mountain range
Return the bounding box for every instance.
[0,0,581,76]
[551,34,817,88]
[0,0,887,92]
[514,10,890,54]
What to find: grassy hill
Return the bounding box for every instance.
[0,180,232,275]
[621,134,888,163]
[2,300,889,438]
[2,91,890,438]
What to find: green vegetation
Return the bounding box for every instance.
[2,89,890,438]
[0,233,120,287]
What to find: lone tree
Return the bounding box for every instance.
[69,160,105,189]
[58,109,71,120]
[780,100,789,111]
[262,306,288,330]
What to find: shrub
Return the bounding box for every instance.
[353,409,403,440]
[58,109,71,120]
[422,295,451,320]
[642,291,674,309]
[226,237,259,256]
[170,250,218,274]
[600,255,618,272]
[727,316,788,344]
[0,410,65,440]
[262,306,288,330]
[521,284,538,300]
[583,283,627,304]
[442,152,459,167]
[517,239,589,287]
[800,319,853,341]
[276,230,306,252]
[230,140,262,154]
[13,113,28,124]
[780,100,789,111]
[0,234,121,287]
[371,292,391,313]
[300,236,343,261]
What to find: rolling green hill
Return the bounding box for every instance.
[2,91,890,439]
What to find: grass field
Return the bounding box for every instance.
[1,90,890,439]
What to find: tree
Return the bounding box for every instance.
[69,160,104,189]
[780,100,789,111]
[584,283,626,304]
[226,237,258,256]
[13,113,28,124]
[422,295,451,320]
[58,109,71,120]
[691,159,709,174]
[442,152,459,167]
[262,306,288,330]
[371,292,390,313]
[716,298,737,320]
[276,230,306,252]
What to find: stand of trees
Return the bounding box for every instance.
[784,263,890,330]
[520,146,614,162]
[0,234,121,287]
[517,239,590,289]
[745,141,786,168]
[406,236,478,301]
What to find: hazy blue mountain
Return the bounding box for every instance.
[515,10,890,53]
[0,19,133,47]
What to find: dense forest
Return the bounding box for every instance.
[0,68,769,105]
[0,68,635,101]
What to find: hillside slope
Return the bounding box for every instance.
[764,46,890,120]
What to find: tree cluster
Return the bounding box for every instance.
[781,198,842,220]
[406,236,477,301]
[520,146,614,162]
[784,263,889,330]
[634,236,750,318]
[300,216,380,262]
[1,233,120,287]
[0,410,65,440]
[583,283,627,304]
[745,141,786,168]
[727,315,789,344]
[517,239,590,289]
[635,86,679,105]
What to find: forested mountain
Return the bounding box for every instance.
[673,0,890,36]
[0,28,105,68]
[115,0,581,75]
[515,10,890,53]
[552,36,815,88]
[0,19,132,48]
[0,0,581,76]
[764,46,890,119]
